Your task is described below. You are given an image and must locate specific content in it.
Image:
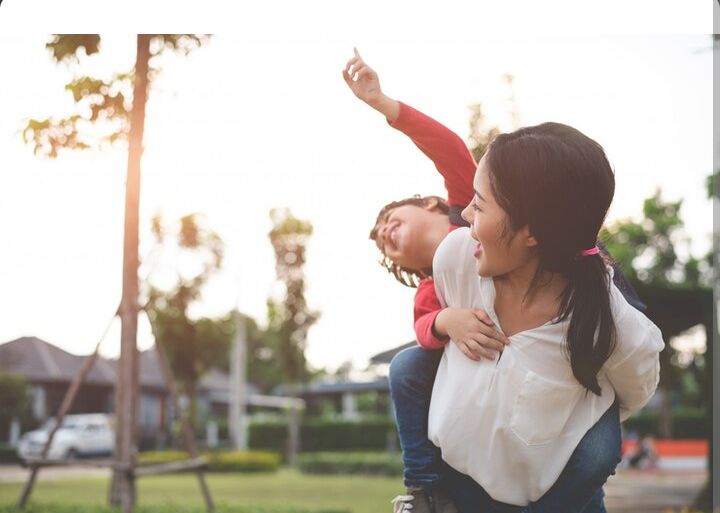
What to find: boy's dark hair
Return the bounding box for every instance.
[369,195,450,288]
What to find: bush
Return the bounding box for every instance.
[0,372,29,440]
[296,451,403,477]
[249,417,396,453]
[0,505,348,513]
[624,408,707,438]
[0,443,20,463]
[138,449,281,473]
[138,450,191,464]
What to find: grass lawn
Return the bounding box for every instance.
[0,469,401,513]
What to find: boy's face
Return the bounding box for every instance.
[374,201,448,271]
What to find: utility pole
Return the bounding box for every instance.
[229,310,248,449]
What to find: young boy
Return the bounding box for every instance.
[343,50,646,513]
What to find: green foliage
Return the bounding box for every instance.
[0,372,29,424]
[467,103,501,163]
[296,451,402,476]
[0,443,21,463]
[138,450,282,473]
[146,213,229,426]
[24,34,209,158]
[600,188,710,288]
[22,116,92,158]
[138,450,190,463]
[248,417,397,453]
[46,34,101,62]
[265,209,320,384]
[708,170,718,200]
[623,408,707,438]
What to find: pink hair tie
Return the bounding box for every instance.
[579,245,600,257]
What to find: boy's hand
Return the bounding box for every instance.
[434,308,509,362]
[342,48,399,121]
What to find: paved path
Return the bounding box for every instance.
[605,469,707,513]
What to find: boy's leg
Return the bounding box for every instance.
[388,345,444,488]
[440,460,495,513]
[578,489,607,513]
[528,402,621,513]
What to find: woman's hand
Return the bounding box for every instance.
[342,48,399,122]
[434,308,510,361]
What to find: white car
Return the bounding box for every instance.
[17,414,114,461]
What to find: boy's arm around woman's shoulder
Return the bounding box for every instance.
[413,279,450,350]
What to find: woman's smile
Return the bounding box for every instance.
[473,242,483,258]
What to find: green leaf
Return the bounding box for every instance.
[46,34,100,63]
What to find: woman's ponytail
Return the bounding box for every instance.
[558,252,617,395]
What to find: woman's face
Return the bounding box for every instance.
[461,155,537,277]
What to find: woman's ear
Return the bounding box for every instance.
[520,225,538,248]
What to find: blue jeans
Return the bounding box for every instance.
[389,346,621,513]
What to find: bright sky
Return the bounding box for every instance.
[0,7,713,371]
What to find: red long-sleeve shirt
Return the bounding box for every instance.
[389,102,476,349]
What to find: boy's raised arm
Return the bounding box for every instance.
[343,48,474,208]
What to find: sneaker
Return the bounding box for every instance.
[391,486,458,513]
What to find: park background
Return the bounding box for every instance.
[0,4,715,513]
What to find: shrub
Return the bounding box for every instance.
[138,449,281,473]
[296,451,402,477]
[624,408,707,438]
[248,417,397,453]
[138,450,191,464]
[0,443,20,463]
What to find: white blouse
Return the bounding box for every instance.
[428,227,664,505]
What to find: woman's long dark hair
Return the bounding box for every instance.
[486,122,616,395]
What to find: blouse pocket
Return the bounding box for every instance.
[510,371,584,446]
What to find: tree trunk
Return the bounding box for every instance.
[108,34,151,513]
[693,300,715,511]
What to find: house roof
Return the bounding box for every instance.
[369,341,416,365]
[0,337,117,385]
[0,337,165,390]
[274,377,389,396]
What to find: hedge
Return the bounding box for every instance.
[247,410,708,454]
[623,408,707,438]
[296,451,402,477]
[248,417,396,453]
[0,444,20,464]
[138,450,281,473]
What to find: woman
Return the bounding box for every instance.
[427,123,664,512]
